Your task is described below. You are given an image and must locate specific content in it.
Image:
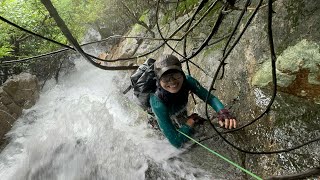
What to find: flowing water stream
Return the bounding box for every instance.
[0,42,225,179]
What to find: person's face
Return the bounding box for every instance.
[160,71,184,93]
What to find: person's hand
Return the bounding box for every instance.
[217,109,237,129]
[187,113,206,126]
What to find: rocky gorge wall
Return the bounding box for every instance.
[0,73,40,149]
[108,0,320,179]
[1,0,317,178]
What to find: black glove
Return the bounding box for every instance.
[217,109,237,129]
[188,113,206,125]
[217,109,234,122]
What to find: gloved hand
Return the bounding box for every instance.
[188,113,206,125]
[217,109,237,129]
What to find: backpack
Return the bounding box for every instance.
[123,58,157,111]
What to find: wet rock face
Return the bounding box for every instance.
[110,24,147,61]
[252,39,320,103]
[184,0,320,177]
[113,0,320,178]
[2,73,40,109]
[244,91,320,178]
[212,0,320,177]
[0,73,40,147]
[0,88,22,118]
[0,88,22,148]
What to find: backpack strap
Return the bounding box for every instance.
[123,85,132,94]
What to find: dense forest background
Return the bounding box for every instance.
[1,0,181,84]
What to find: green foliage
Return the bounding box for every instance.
[0,0,155,66]
[139,10,149,22]
[0,45,13,58]
[159,0,199,24]
[160,0,222,27]
[1,0,58,57]
[0,0,115,84]
[0,0,109,59]
[51,0,106,39]
[94,0,150,35]
[176,0,199,16]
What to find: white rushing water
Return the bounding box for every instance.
[0,45,216,179]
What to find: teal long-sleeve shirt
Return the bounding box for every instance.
[149,75,225,148]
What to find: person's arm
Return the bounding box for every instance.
[150,95,194,148]
[186,76,224,112]
[186,75,237,129]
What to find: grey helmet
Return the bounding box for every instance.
[154,54,182,79]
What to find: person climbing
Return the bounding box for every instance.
[149,54,237,148]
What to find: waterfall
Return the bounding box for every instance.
[0,42,217,179]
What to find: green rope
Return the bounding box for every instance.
[177,130,263,180]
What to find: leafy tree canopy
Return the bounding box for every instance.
[0,0,108,58]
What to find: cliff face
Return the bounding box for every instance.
[217,1,320,177]
[0,73,40,148]
[110,0,319,178]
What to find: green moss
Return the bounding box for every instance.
[138,10,151,28]
[176,0,199,15]
[274,1,306,55]
[126,24,143,45]
[203,41,225,57]
[253,39,320,87]
[308,72,320,85]
[130,24,144,35]
[252,60,272,86]
[278,39,320,85]
[200,1,223,18]
[284,1,305,29]
[277,40,320,71]
[139,11,148,22]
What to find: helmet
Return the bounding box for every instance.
[154,54,182,79]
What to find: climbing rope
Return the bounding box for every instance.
[177,129,263,180]
[1,0,318,155]
[203,0,320,154]
[0,35,141,64]
[41,0,134,71]
[179,130,320,180]
[22,0,320,177]
[155,0,218,79]
[0,16,138,66]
